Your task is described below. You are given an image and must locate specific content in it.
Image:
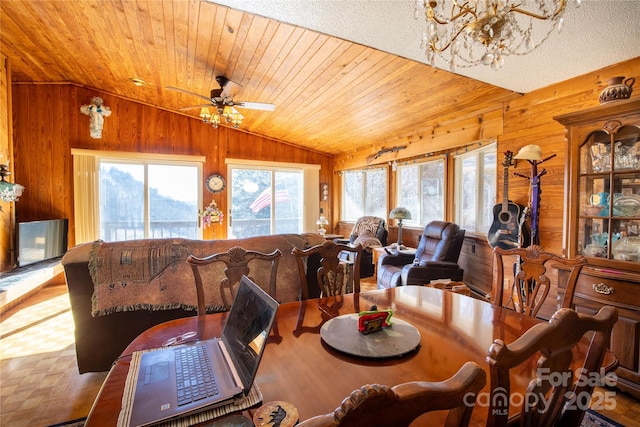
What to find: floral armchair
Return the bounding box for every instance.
[336,216,388,278]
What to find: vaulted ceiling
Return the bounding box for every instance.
[1,0,638,156]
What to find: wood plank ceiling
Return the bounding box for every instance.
[0,0,518,156]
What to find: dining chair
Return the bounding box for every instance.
[187,247,282,339]
[296,361,486,427]
[492,244,587,318]
[486,305,618,427]
[292,240,362,299]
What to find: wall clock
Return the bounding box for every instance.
[206,174,226,193]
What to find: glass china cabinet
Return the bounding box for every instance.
[555,98,640,398]
[557,99,640,265]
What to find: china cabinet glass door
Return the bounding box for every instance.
[579,125,640,261]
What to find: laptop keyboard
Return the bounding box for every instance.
[175,345,218,406]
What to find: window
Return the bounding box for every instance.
[226,159,320,238]
[99,162,200,241]
[397,159,445,226]
[71,149,204,243]
[342,168,387,221]
[454,143,497,233]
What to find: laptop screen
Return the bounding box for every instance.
[221,276,279,390]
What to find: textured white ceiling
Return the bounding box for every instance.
[211,0,640,93]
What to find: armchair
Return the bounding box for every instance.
[377,221,465,289]
[336,216,387,277]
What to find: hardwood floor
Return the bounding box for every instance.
[1,280,639,426]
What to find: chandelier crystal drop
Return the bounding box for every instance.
[415,0,580,71]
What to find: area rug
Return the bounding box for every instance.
[47,409,623,427]
[46,417,86,427]
[582,409,625,427]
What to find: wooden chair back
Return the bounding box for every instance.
[486,306,618,427]
[296,361,486,427]
[188,246,282,312]
[293,240,362,299]
[492,245,587,318]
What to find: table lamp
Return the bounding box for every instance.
[316,208,329,236]
[389,207,411,249]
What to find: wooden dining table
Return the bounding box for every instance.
[85,286,613,427]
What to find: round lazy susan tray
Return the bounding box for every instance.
[320,313,421,358]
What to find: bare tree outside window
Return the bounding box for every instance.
[342,169,387,221]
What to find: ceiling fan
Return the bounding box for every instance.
[167,76,275,128]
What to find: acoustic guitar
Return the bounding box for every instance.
[487,151,530,250]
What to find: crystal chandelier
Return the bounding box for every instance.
[415,0,579,71]
[0,163,25,204]
[199,105,244,129]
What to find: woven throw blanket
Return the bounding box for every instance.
[89,234,324,316]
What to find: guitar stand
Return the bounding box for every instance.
[514,154,556,246]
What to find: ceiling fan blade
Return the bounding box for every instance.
[235,101,275,111]
[179,104,214,111]
[166,86,211,102]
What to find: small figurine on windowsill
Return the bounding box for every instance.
[358,305,393,334]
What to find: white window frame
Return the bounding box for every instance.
[453,142,497,234]
[71,149,204,243]
[340,168,388,222]
[225,158,320,234]
[396,158,445,227]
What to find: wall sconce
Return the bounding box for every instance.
[0,163,25,208]
[320,183,329,201]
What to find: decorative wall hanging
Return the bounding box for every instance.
[0,162,25,211]
[80,96,112,138]
[199,200,224,228]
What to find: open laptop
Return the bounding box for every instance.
[128,275,279,427]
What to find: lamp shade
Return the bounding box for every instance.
[389,207,412,220]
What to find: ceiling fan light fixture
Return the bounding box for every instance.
[199,107,212,120]
[222,105,234,123]
[211,113,221,128]
[231,111,244,129]
[416,0,576,70]
[167,76,274,130]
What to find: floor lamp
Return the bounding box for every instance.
[389,207,411,249]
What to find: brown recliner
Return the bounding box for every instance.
[377,221,465,289]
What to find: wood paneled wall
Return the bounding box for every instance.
[10,84,333,252]
[502,58,640,256]
[7,57,640,283]
[335,57,640,295]
[0,54,12,271]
